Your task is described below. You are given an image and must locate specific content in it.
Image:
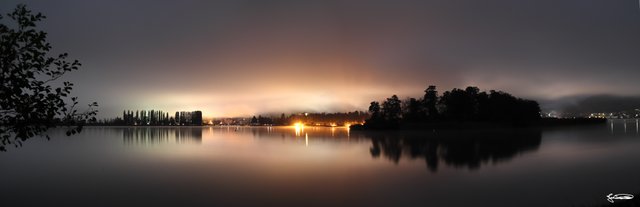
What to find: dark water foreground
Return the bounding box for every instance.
[1,119,639,207]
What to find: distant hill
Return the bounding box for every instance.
[541,95,640,114]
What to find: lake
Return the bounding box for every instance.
[2,119,639,207]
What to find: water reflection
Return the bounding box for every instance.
[356,129,542,172]
[118,126,546,172]
[239,126,352,141]
[4,126,640,207]
[122,127,202,145]
[608,119,640,135]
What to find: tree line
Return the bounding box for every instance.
[97,110,203,126]
[363,85,541,129]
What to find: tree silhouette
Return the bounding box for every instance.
[439,88,476,121]
[358,85,541,129]
[368,101,381,120]
[0,5,98,151]
[363,101,386,128]
[402,98,424,122]
[482,90,540,123]
[382,95,402,122]
[423,85,439,120]
[251,116,258,125]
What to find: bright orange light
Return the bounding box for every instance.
[293,122,304,136]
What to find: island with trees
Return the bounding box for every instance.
[352,85,605,130]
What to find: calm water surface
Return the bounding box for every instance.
[2,119,640,207]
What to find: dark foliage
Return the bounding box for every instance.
[381,95,402,123]
[361,85,541,129]
[423,85,440,120]
[402,98,424,122]
[0,5,97,151]
[251,116,258,125]
[365,101,397,129]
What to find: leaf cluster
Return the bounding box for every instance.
[1,5,98,151]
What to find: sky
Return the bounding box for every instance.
[2,0,640,118]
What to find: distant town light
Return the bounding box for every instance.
[293,122,304,136]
